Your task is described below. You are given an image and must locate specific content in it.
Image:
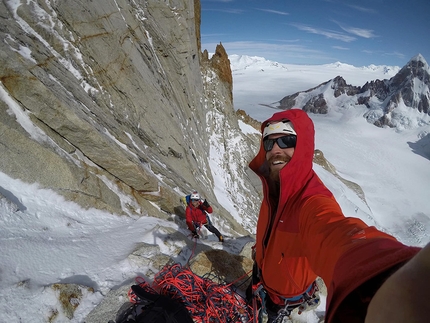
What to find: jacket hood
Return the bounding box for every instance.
[249,109,316,204]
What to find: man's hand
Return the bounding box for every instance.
[191,231,199,239]
[366,243,430,322]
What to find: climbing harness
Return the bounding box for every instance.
[249,261,320,323]
[268,281,320,323]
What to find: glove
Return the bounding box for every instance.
[203,199,210,208]
[191,230,199,239]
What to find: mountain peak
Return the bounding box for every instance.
[391,53,430,88]
[405,54,430,75]
[410,53,427,65]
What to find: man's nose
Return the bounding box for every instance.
[271,141,283,152]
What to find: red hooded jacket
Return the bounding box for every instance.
[185,200,213,232]
[249,109,420,322]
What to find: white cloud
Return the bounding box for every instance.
[291,23,356,42]
[333,45,350,50]
[256,8,289,15]
[347,4,377,14]
[340,25,377,38]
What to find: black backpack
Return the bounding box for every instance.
[113,285,194,323]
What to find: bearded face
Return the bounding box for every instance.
[267,153,292,182]
[265,134,295,183]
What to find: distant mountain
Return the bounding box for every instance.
[229,54,401,79]
[229,54,402,122]
[275,54,430,130]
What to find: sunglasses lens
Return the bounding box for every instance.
[278,135,296,149]
[263,139,274,151]
[263,136,296,151]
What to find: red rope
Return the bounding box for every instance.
[186,226,201,265]
[128,263,253,322]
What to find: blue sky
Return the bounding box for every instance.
[200,0,430,67]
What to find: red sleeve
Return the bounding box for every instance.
[299,195,420,323]
[298,195,394,284]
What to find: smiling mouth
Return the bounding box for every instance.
[272,160,286,165]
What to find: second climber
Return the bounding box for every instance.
[185,191,224,242]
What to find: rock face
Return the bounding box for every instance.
[276,54,430,130]
[0,0,261,232]
[0,1,265,321]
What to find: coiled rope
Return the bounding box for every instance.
[128,263,253,322]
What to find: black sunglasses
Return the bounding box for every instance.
[263,135,297,152]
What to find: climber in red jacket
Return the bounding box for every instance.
[249,108,428,322]
[185,191,224,242]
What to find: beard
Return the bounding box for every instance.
[268,155,292,183]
